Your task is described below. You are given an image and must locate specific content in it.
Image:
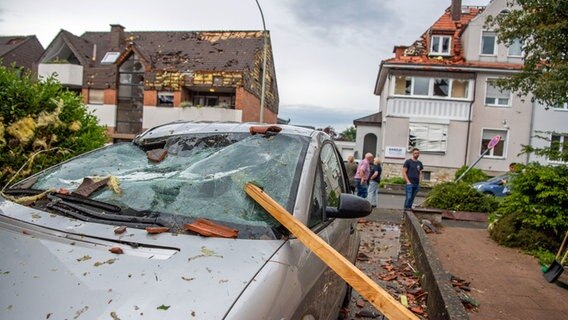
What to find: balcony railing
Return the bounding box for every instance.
[38,63,83,87]
[386,98,470,121]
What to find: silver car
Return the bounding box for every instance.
[0,122,370,319]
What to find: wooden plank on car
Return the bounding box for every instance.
[245,183,418,320]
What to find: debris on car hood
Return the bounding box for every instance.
[249,125,282,135]
[184,218,239,238]
[0,211,284,319]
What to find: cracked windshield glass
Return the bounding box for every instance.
[30,132,309,233]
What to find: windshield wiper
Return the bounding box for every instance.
[46,194,167,229]
[4,189,121,213]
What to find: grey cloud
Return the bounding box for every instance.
[279,104,372,132]
[286,0,399,43]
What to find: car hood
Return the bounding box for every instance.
[0,200,284,320]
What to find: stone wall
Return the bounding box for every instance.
[381,163,458,186]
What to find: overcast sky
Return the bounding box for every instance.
[0,0,489,132]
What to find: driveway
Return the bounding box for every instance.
[428,225,568,320]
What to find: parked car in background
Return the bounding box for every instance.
[472,174,511,197]
[0,122,371,319]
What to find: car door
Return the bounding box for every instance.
[292,142,358,319]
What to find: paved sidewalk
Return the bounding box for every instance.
[428,225,568,320]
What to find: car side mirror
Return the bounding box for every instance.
[326,193,372,219]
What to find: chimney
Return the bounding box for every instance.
[451,0,462,21]
[110,24,125,50]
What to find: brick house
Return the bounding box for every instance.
[371,0,540,184]
[0,36,44,71]
[37,25,279,141]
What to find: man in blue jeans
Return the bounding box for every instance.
[402,148,423,210]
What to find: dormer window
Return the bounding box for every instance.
[430,35,451,55]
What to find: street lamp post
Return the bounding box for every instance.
[255,0,267,123]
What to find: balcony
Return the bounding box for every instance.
[38,63,83,87]
[386,98,470,121]
[142,106,243,129]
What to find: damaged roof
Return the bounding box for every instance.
[375,4,524,94]
[80,30,265,72]
[386,5,483,66]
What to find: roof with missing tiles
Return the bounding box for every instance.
[78,30,265,72]
[385,5,484,66]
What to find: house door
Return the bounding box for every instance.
[363,133,377,157]
[116,54,144,134]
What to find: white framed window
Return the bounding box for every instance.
[430,35,452,55]
[393,76,472,100]
[480,129,507,157]
[408,122,448,152]
[481,31,497,55]
[507,38,522,57]
[485,80,511,107]
[157,92,174,107]
[413,77,430,96]
[101,52,120,64]
[88,89,104,105]
[552,103,568,111]
[549,133,568,163]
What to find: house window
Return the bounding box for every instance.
[451,79,469,98]
[193,95,219,107]
[158,92,174,107]
[88,89,104,105]
[552,103,568,110]
[485,80,511,107]
[101,52,120,64]
[408,123,448,152]
[481,129,507,157]
[393,76,471,100]
[394,76,412,95]
[508,38,522,56]
[422,171,431,182]
[413,77,430,96]
[549,134,568,162]
[430,35,451,55]
[481,31,497,55]
[433,79,449,97]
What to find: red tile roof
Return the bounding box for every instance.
[386,6,485,65]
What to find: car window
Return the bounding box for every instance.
[28,133,309,233]
[308,164,325,228]
[320,143,346,207]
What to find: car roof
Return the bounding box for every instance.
[134,121,317,145]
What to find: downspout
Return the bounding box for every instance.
[527,98,536,164]
[464,74,477,166]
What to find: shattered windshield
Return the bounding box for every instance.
[28,132,309,234]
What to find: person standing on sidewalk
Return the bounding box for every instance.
[344,155,358,194]
[354,153,373,198]
[402,148,423,210]
[367,157,382,208]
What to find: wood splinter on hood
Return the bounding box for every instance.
[114,226,127,234]
[147,148,168,163]
[249,125,282,135]
[184,218,239,238]
[146,227,170,234]
[109,247,124,254]
[73,177,110,197]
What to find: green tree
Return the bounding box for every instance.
[486,0,568,106]
[0,65,107,187]
[490,163,568,252]
[339,126,356,142]
[522,130,568,162]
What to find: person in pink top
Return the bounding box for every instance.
[354,153,373,198]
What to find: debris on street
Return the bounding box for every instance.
[345,219,429,319]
